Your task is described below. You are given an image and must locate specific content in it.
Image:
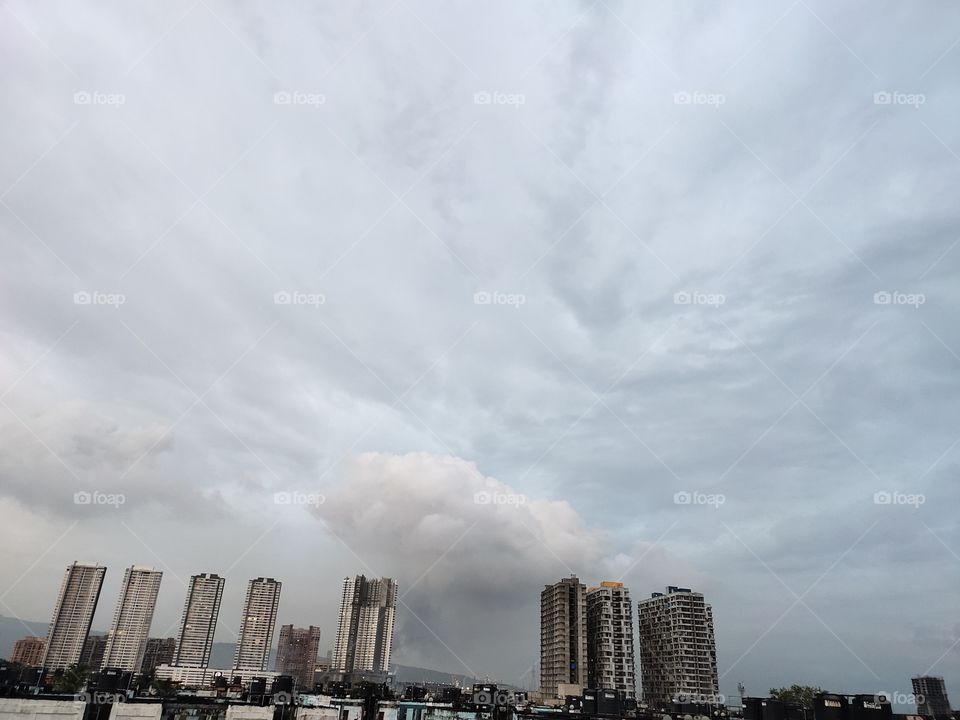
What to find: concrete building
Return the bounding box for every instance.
[101,566,163,672]
[141,638,176,673]
[913,677,952,718]
[233,578,281,672]
[586,581,636,698]
[173,573,225,668]
[332,576,397,676]
[276,625,321,689]
[42,561,106,670]
[79,635,107,669]
[637,586,718,710]
[11,637,45,667]
[540,576,588,698]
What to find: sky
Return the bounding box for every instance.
[1,0,959,708]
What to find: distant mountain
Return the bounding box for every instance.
[0,615,49,659]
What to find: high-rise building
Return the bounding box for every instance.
[101,566,163,672]
[173,573,225,668]
[332,575,397,676]
[540,575,588,698]
[586,581,636,698]
[79,635,108,669]
[637,586,718,710]
[276,625,321,689]
[42,561,106,670]
[913,677,952,718]
[233,577,282,671]
[11,636,45,667]
[141,637,177,673]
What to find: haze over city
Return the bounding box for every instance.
[1,0,959,708]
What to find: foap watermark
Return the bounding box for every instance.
[74,91,126,108]
[674,90,725,108]
[873,692,923,707]
[874,290,925,308]
[74,490,125,508]
[273,491,326,507]
[873,91,925,108]
[873,490,925,508]
[474,290,526,308]
[674,490,725,508]
[474,490,526,507]
[674,290,725,308]
[74,290,126,308]
[274,290,325,307]
[273,90,326,108]
[673,693,727,705]
[474,90,525,108]
[75,692,126,705]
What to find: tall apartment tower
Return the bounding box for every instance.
[42,562,106,670]
[141,637,176,673]
[332,575,397,676]
[276,625,322,689]
[540,575,588,698]
[233,577,282,671]
[912,677,952,718]
[173,573,225,667]
[637,586,719,710]
[586,581,636,698]
[101,566,163,672]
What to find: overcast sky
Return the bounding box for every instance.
[2,0,959,707]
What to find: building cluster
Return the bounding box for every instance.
[540,578,718,710]
[9,561,397,692]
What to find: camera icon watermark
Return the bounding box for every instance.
[673,290,725,307]
[74,490,125,508]
[873,290,925,308]
[473,490,526,507]
[474,290,526,308]
[474,90,525,108]
[273,491,325,507]
[74,290,126,308]
[74,91,126,108]
[674,490,725,508]
[273,290,325,307]
[673,90,725,108]
[873,91,925,108]
[873,490,925,508]
[273,90,326,108]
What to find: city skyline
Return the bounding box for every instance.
[2,0,958,707]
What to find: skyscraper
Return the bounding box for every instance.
[11,636,45,667]
[637,586,719,710]
[586,581,636,698]
[79,635,107,669]
[332,575,397,676]
[173,573,225,668]
[913,677,952,718]
[42,561,106,670]
[233,577,281,671]
[540,575,588,698]
[101,566,163,672]
[276,625,321,689]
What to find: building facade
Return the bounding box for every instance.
[173,573,225,668]
[79,635,107,669]
[913,677,952,718]
[332,576,397,676]
[42,562,107,670]
[101,566,163,672]
[540,576,588,698]
[276,625,321,689]
[233,577,282,671]
[586,581,636,698]
[637,586,719,710]
[11,637,45,667]
[141,637,177,673]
